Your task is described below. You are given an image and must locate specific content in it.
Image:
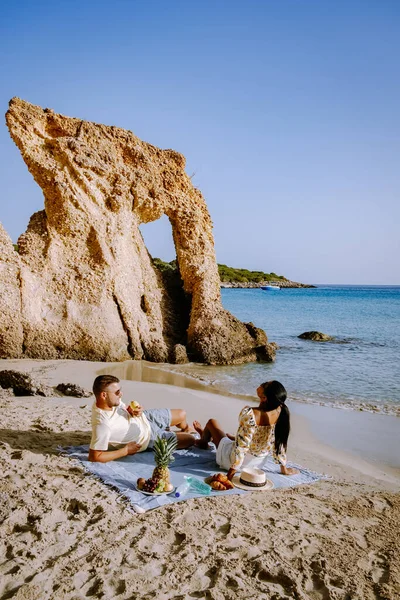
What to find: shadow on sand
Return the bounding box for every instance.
[0,429,91,455]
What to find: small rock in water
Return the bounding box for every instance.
[298,331,334,342]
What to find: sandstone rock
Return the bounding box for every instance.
[298,331,333,342]
[0,370,54,396]
[56,383,92,398]
[2,98,275,365]
[0,223,23,358]
[172,344,189,364]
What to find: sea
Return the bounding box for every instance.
[161,285,400,417]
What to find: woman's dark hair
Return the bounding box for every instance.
[259,380,290,456]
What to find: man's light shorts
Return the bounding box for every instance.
[144,408,176,448]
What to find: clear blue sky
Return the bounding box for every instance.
[1,0,399,284]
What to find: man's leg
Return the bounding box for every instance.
[193,419,227,449]
[170,409,194,433]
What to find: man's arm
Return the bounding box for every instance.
[89,442,141,463]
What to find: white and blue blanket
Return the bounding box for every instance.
[62,445,327,513]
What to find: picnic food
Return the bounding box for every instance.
[137,477,175,493]
[213,473,229,483]
[137,437,178,493]
[130,400,141,410]
[151,436,178,486]
[210,481,226,491]
[141,477,158,493]
[209,473,234,491]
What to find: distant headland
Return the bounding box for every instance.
[153,259,315,289]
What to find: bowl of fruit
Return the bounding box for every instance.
[136,477,175,495]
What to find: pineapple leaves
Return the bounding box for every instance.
[153,435,178,466]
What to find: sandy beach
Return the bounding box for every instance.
[1,358,399,600]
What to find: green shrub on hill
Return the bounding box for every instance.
[153,258,288,283]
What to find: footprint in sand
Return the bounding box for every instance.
[358,550,390,584]
[370,552,390,584]
[256,569,296,598]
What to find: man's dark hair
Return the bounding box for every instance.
[93,375,120,397]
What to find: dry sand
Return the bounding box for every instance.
[0,359,399,600]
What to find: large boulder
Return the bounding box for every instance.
[2,97,275,365]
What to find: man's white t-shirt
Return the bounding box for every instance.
[90,400,152,452]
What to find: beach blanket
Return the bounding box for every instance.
[62,445,328,513]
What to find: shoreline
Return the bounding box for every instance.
[131,361,400,418]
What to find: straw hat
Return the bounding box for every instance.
[232,468,274,491]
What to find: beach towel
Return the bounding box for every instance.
[62,445,328,513]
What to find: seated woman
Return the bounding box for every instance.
[194,380,299,480]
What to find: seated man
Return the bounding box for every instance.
[89,375,195,463]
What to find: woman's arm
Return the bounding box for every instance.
[229,407,256,472]
[273,442,299,475]
[280,465,299,475]
[227,467,236,481]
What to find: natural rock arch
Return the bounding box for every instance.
[1,97,275,365]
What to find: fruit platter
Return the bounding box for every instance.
[136,478,175,495]
[136,436,177,495]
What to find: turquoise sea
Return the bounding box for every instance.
[164,286,400,416]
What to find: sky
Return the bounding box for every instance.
[0,0,399,284]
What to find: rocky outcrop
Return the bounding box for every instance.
[171,344,189,364]
[298,331,333,342]
[0,370,92,397]
[55,383,92,398]
[0,370,54,396]
[2,98,276,365]
[221,280,315,289]
[0,224,23,358]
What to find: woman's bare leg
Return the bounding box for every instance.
[175,432,196,449]
[170,409,195,433]
[193,419,227,449]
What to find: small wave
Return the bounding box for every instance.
[288,394,400,417]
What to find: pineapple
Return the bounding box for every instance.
[152,436,178,485]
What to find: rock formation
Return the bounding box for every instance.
[0,370,54,396]
[0,370,92,397]
[0,223,23,358]
[55,383,92,398]
[1,97,276,365]
[298,331,333,342]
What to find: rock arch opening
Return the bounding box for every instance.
[139,214,192,357]
[139,214,176,265]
